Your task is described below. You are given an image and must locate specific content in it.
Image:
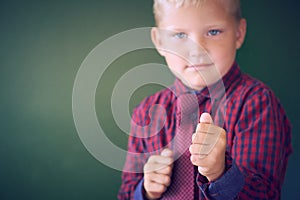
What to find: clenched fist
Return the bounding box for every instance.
[189,113,226,181]
[143,149,174,199]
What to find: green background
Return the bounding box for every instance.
[0,0,299,199]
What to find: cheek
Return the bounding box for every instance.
[207,47,235,76]
[165,54,186,66]
[211,43,236,62]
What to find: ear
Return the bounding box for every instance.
[236,18,247,49]
[151,27,166,56]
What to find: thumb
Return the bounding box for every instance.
[161,148,173,157]
[199,112,213,124]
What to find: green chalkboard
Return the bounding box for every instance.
[0,0,299,199]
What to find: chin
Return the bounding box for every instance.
[186,82,206,91]
[191,85,205,91]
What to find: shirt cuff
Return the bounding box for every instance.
[197,161,245,200]
[134,178,145,200]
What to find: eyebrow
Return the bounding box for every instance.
[161,26,189,32]
[162,21,229,29]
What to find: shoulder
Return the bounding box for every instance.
[224,72,288,123]
[228,73,292,140]
[230,73,278,103]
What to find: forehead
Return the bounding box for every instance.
[157,1,235,28]
[154,0,233,11]
[154,0,237,25]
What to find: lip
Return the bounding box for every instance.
[187,63,214,70]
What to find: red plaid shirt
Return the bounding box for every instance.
[118,63,292,199]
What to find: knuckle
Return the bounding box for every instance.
[190,144,201,154]
[160,174,168,184]
[158,185,167,193]
[164,175,171,185]
[152,183,164,193]
[190,155,198,165]
[189,145,194,153]
[144,163,153,173]
[143,165,149,173]
[144,180,151,191]
[144,172,152,182]
[160,165,170,174]
[148,155,158,163]
[166,165,173,173]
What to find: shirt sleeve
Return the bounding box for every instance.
[117,106,147,200]
[196,153,245,199]
[118,97,165,200]
[197,87,292,199]
[134,178,146,200]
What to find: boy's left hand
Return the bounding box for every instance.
[189,113,226,181]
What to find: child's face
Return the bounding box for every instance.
[151,0,246,90]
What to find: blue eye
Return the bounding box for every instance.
[174,32,188,39]
[208,29,222,36]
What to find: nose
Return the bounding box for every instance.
[188,37,207,57]
[189,46,207,57]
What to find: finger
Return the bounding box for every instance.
[192,131,208,144]
[190,154,207,165]
[189,144,209,155]
[144,163,172,174]
[147,173,171,186]
[147,155,173,165]
[196,123,221,135]
[155,165,173,176]
[144,181,167,197]
[161,148,173,157]
[199,112,213,124]
[192,133,196,141]
[195,123,223,144]
[189,144,209,162]
[194,123,225,154]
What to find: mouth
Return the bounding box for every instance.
[187,63,214,70]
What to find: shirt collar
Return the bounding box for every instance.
[171,62,242,100]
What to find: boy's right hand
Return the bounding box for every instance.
[143,148,174,200]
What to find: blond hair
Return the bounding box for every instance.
[153,0,242,24]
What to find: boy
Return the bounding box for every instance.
[118,0,292,199]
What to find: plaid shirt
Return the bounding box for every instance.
[118,63,292,199]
